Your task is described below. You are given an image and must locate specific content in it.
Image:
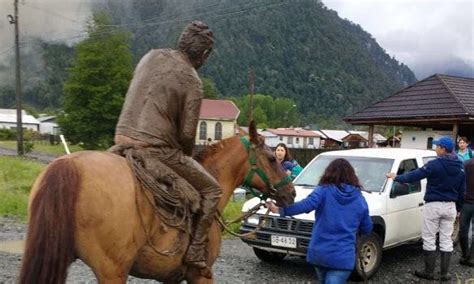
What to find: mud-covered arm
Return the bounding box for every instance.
[180,86,202,156]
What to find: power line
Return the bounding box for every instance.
[18,0,304,46]
[21,2,86,25]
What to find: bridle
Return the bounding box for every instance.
[239,137,292,199]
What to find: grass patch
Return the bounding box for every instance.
[222,199,246,238]
[0,140,83,156]
[0,156,45,220]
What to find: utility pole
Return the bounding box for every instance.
[8,0,23,155]
[247,69,254,123]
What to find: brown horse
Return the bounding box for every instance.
[18,124,295,284]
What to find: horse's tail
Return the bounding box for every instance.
[19,157,81,284]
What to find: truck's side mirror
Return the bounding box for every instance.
[390,182,409,198]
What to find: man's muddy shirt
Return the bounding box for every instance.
[116,49,202,156]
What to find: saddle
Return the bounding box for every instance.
[108,144,201,234]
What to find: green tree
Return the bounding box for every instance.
[233,94,298,128]
[58,12,132,149]
[201,77,219,99]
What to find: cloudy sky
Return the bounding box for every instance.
[0,0,473,79]
[324,0,474,79]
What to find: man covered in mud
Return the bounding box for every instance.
[114,21,220,278]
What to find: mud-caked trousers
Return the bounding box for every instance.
[150,147,222,262]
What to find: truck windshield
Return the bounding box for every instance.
[294,155,394,192]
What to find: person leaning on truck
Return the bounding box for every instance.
[267,158,372,284]
[386,136,465,281]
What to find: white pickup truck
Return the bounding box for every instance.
[239,148,458,279]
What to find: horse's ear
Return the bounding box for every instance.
[249,120,261,145]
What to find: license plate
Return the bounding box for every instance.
[271,235,297,248]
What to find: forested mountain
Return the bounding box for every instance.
[96,0,416,126]
[0,0,417,127]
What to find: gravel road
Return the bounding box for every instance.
[1,217,473,283]
[1,150,473,282]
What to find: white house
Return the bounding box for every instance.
[37,115,60,135]
[0,109,40,132]
[401,130,452,150]
[196,99,240,145]
[266,128,322,149]
[239,127,280,147]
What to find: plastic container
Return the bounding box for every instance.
[233,188,246,201]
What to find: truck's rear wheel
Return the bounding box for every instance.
[253,247,286,262]
[351,232,383,280]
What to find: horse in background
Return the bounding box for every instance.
[18,122,295,283]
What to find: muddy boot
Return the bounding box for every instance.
[439,251,452,281]
[414,250,436,280]
[184,240,212,278]
[184,195,219,279]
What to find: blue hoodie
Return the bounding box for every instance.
[394,153,466,211]
[279,184,372,270]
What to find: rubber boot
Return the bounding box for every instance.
[414,250,436,280]
[465,238,474,267]
[460,236,471,265]
[439,251,452,282]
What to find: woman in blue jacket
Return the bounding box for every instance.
[267,158,373,284]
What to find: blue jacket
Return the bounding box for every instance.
[394,153,466,211]
[279,184,372,270]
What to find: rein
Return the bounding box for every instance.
[239,137,292,199]
[216,201,270,238]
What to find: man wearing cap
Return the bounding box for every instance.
[386,136,465,281]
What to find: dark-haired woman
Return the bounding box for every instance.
[274,143,302,179]
[267,158,372,284]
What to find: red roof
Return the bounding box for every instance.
[199,99,240,120]
[267,128,321,137]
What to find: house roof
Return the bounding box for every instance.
[312,130,327,139]
[0,109,40,125]
[37,115,56,123]
[238,127,278,137]
[199,99,240,121]
[342,133,368,142]
[267,128,321,138]
[348,131,386,142]
[344,74,474,124]
[319,130,349,142]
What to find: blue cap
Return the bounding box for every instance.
[433,136,454,152]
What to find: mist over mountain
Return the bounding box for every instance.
[1,0,419,126]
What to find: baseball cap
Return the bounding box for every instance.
[433,136,454,152]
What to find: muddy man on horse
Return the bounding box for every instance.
[18,21,295,284]
[114,20,219,278]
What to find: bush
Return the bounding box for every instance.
[23,140,34,153]
[0,128,15,140]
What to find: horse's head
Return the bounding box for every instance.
[240,121,296,207]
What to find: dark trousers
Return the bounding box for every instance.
[460,203,474,247]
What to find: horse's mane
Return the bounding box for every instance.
[194,137,236,163]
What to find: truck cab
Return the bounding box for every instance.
[240,148,443,279]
